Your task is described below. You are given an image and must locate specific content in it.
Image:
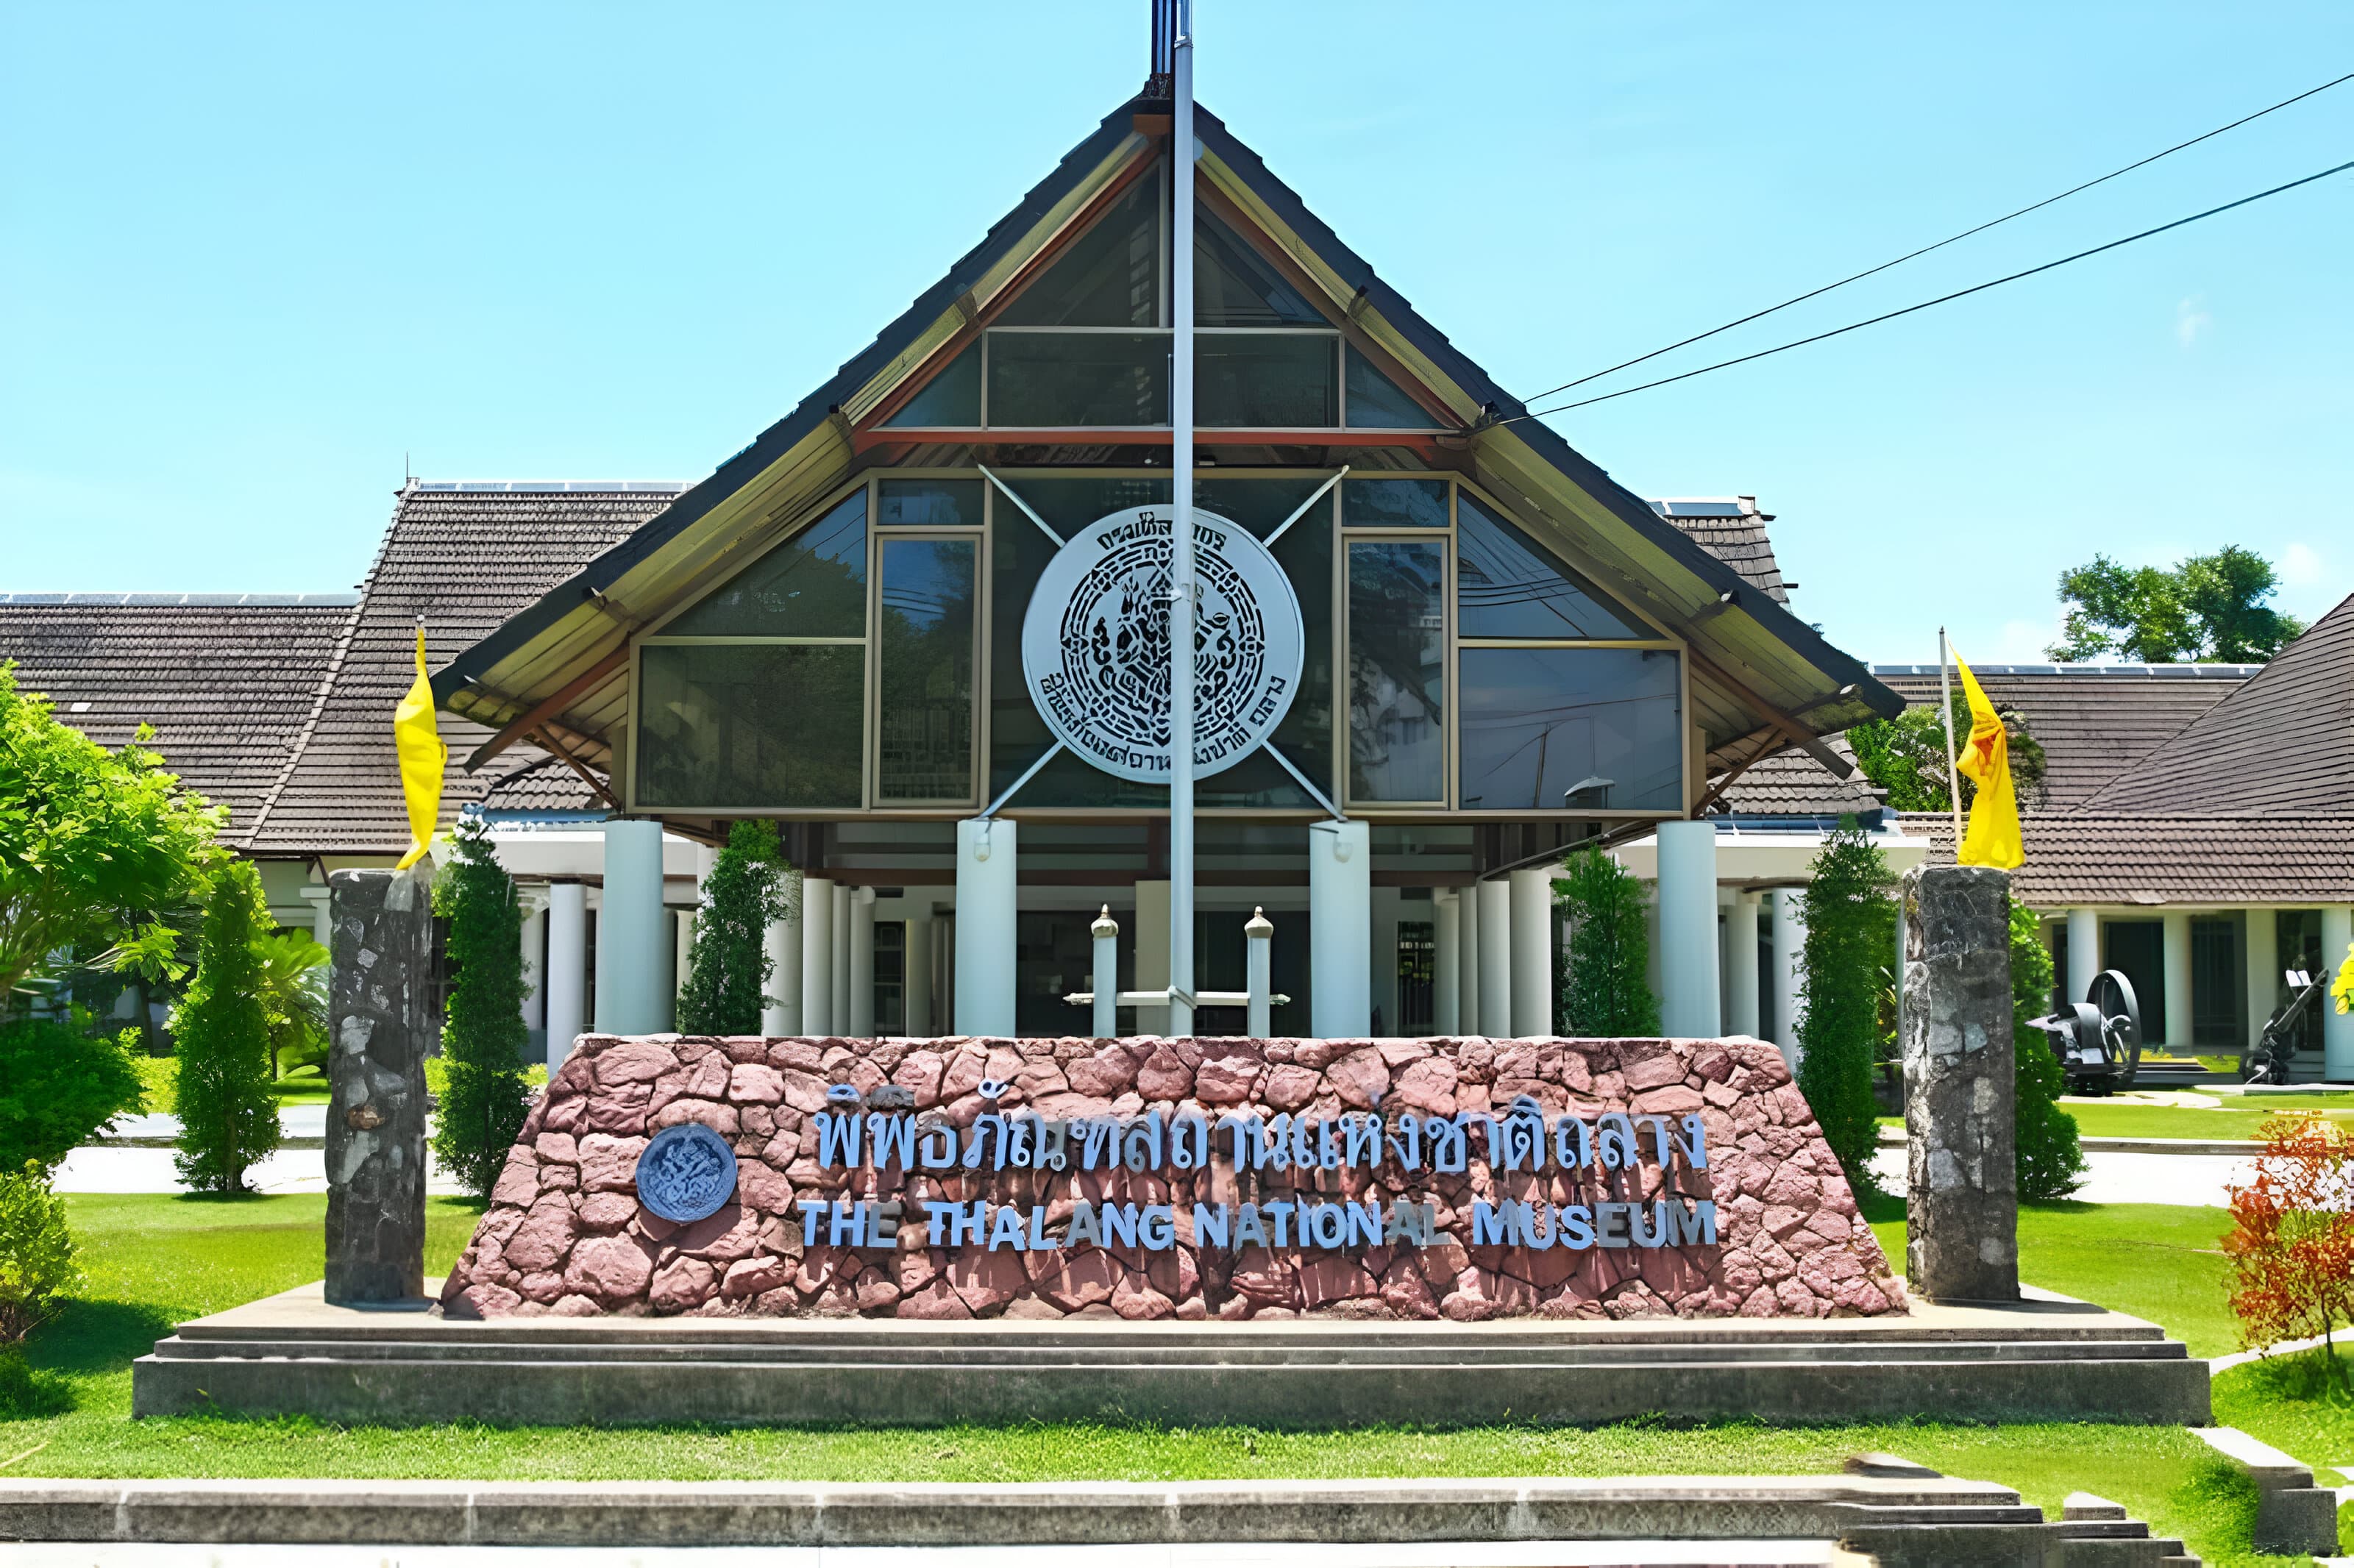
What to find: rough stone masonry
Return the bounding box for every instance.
[441,1033,1902,1322]
[324,868,433,1304]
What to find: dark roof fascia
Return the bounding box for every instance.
[433,99,1149,707]
[1189,107,1899,725]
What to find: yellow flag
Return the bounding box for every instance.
[393,626,447,871]
[1952,651,2023,869]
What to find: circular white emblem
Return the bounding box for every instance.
[1021,506,1304,783]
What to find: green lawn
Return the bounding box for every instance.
[0,1193,2301,1566]
[1880,1096,2350,1143]
[2213,1348,2354,1557]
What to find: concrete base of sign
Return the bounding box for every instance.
[131,1277,2209,1428]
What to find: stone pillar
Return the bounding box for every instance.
[544,881,588,1069]
[324,869,432,1305]
[2246,908,2279,1052]
[2162,911,2194,1050]
[2065,907,2099,1007]
[1509,866,1554,1039]
[1476,876,1511,1037]
[955,818,1017,1036]
[1726,891,1762,1038]
[598,819,669,1035]
[1656,820,1721,1037]
[1309,819,1371,1036]
[800,877,836,1035]
[1457,880,1481,1036]
[849,885,877,1038]
[1134,880,1172,1036]
[1433,889,1462,1036]
[761,881,802,1036]
[2325,906,2354,1080]
[904,904,934,1037]
[1902,863,2019,1303]
[1772,888,1807,1069]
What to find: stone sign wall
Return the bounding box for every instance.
[440,1034,1902,1322]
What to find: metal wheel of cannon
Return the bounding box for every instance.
[2025,968,2144,1094]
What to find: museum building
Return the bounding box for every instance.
[426,84,1897,1047]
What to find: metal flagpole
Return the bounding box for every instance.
[1938,626,1964,853]
[1168,0,1197,1036]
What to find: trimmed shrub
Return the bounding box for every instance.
[171,861,280,1193]
[0,1161,79,1344]
[2010,897,2086,1200]
[0,1016,144,1172]
[1799,816,1895,1195]
[677,820,792,1036]
[1552,848,1660,1036]
[432,816,533,1201]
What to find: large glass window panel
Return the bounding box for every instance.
[1457,492,1643,640]
[987,332,1169,426]
[882,341,981,426]
[1344,477,1448,529]
[878,539,976,801]
[1345,345,1433,428]
[1348,541,1446,802]
[1457,646,1681,811]
[992,176,1160,327]
[663,491,867,637]
[1198,334,1337,427]
[1194,477,1327,537]
[1197,209,1326,327]
[878,478,983,528]
[636,644,864,809]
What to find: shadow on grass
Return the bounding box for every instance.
[22,1297,180,1383]
[0,1347,75,1419]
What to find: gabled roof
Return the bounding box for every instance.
[1650,499,1788,605]
[0,595,356,848]
[1910,810,2354,905]
[435,93,1898,780]
[2074,592,2354,818]
[239,483,680,855]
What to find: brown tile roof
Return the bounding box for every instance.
[1649,499,1788,603]
[1905,810,2354,906]
[2075,592,2354,818]
[241,484,683,855]
[0,595,358,848]
[1713,739,1882,817]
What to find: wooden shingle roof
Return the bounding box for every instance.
[1910,810,2354,906]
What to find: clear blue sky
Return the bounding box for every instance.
[5,2,2350,666]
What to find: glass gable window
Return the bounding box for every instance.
[1457,492,1642,640]
[1197,209,1325,327]
[987,332,1169,427]
[993,177,1161,327]
[879,478,983,528]
[1345,345,1432,428]
[877,538,977,801]
[1344,477,1447,529]
[662,490,867,638]
[882,342,980,427]
[1348,540,1446,802]
[1457,646,1681,811]
[1198,335,1337,428]
[637,643,864,809]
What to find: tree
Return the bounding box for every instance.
[431,816,533,1200]
[251,930,329,1082]
[1849,694,2048,814]
[2009,897,2085,1202]
[676,819,792,1036]
[2224,1114,2354,1377]
[1552,848,1659,1036]
[0,1017,144,1172]
[0,1161,79,1345]
[171,862,280,1194]
[1799,817,1895,1196]
[0,664,222,1003]
[2047,546,2305,663]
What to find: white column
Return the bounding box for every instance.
[544,880,588,1069]
[2245,908,2278,1052]
[1457,880,1480,1036]
[1643,877,1664,1004]
[1089,906,1119,1039]
[1309,819,1372,1036]
[954,818,1017,1036]
[904,903,934,1037]
[1771,888,1807,1068]
[1245,907,1274,1038]
[1509,866,1555,1038]
[519,888,549,1034]
[1433,890,1462,1036]
[800,877,836,1035]
[300,883,333,947]
[831,883,850,1035]
[2066,908,2099,1007]
[2324,907,2354,1080]
[1726,890,1762,1038]
[1476,876,1512,1038]
[1655,819,1721,1038]
[1134,880,1171,1036]
[597,819,668,1036]
[1370,886,1401,1035]
[761,876,802,1035]
[2161,911,2194,1050]
[668,909,689,1027]
[849,885,877,1037]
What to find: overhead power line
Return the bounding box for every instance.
[1510,154,2354,421]
[1520,68,2354,405]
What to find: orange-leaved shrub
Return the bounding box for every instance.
[2224,1113,2354,1371]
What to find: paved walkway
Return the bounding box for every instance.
[1879,1148,2248,1209]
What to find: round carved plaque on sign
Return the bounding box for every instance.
[633,1122,739,1223]
[1020,506,1305,784]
